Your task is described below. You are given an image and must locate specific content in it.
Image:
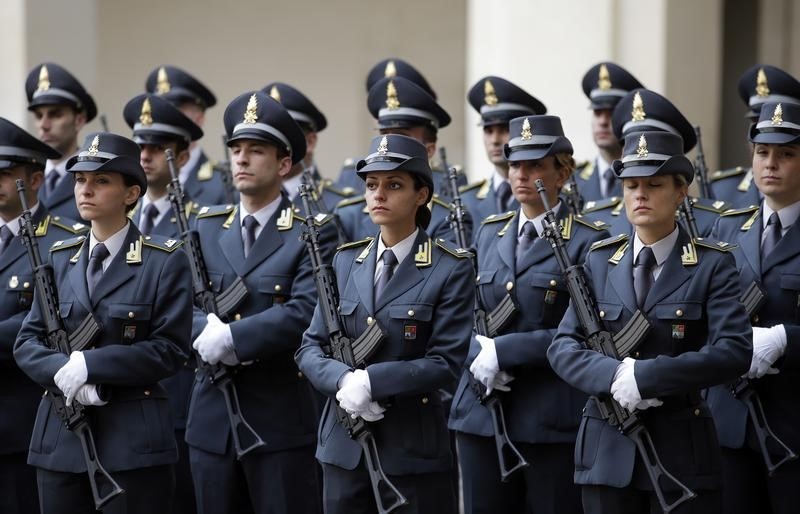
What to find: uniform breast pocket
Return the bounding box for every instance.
[653,301,704,354]
[257,274,293,306]
[529,272,570,325]
[476,270,497,307]
[207,272,224,294]
[388,303,433,358]
[337,298,360,338]
[779,273,800,322]
[6,273,34,310]
[107,304,152,344]
[596,302,624,332]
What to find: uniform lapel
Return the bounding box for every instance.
[738,209,762,275]
[762,218,800,273]
[608,238,638,314]
[218,208,246,276]
[44,174,76,209]
[643,229,693,312]
[374,231,426,312]
[240,198,290,276]
[352,234,378,314]
[0,208,54,273]
[497,213,518,274]
[181,153,205,200]
[68,238,92,312]
[89,225,138,307]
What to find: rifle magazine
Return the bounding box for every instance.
[351,322,386,365]
[216,277,248,318]
[68,313,101,351]
[613,310,651,358]
[486,294,517,337]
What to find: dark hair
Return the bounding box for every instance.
[121,174,142,214]
[421,125,438,144]
[411,174,433,229]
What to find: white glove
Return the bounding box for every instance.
[610,357,645,412]
[193,313,237,365]
[631,398,663,411]
[336,369,373,418]
[748,325,786,379]
[491,371,516,393]
[73,384,107,407]
[359,401,386,422]
[54,351,88,406]
[470,335,501,394]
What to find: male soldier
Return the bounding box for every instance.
[707,101,800,514]
[186,91,329,514]
[575,62,643,202]
[26,62,97,221]
[336,57,439,191]
[145,65,232,205]
[0,118,87,514]
[123,92,203,514]
[335,76,471,244]
[460,76,547,229]
[708,65,800,207]
[582,88,730,237]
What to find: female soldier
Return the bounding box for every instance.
[707,101,800,514]
[295,134,474,514]
[547,131,752,514]
[14,132,192,514]
[448,115,609,514]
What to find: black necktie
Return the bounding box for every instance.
[45,170,59,196]
[761,212,782,264]
[242,215,258,257]
[515,221,537,269]
[496,181,512,213]
[0,225,13,255]
[375,250,397,302]
[87,243,109,299]
[602,168,616,197]
[139,203,159,235]
[633,246,656,309]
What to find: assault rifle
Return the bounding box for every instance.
[215,135,236,204]
[165,149,263,459]
[678,197,700,240]
[732,282,797,474]
[693,126,712,199]
[16,179,123,509]
[298,182,407,513]
[300,167,347,246]
[563,172,584,215]
[536,178,696,513]
[441,147,527,480]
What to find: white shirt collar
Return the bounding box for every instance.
[140,195,172,224]
[632,225,679,269]
[762,199,800,234]
[491,169,508,193]
[180,146,203,185]
[239,195,283,236]
[45,159,68,178]
[88,222,131,272]
[517,202,561,239]
[375,227,419,281]
[0,203,42,235]
[283,173,304,201]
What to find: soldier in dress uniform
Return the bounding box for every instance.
[296,134,474,514]
[335,76,470,244]
[449,115,609,514]
[583,88,730,236]
[122,92,204,514]
[547,131,752,513]
[145,65,232,205]
[708,65,800,207]
[14,132,193,514]
[0,117,87,514]
[459,76,547,234]
[185,91,328,514]
[706,101,800,514]
[26,62,97,222]
[575,62,643,202]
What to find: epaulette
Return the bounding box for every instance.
[435,238,472,259]
[50,235,86,252]
[197,160,215,181]
[573,215,611,231]
[720,205,759,217]
[335,195,366,209]
[458,179,486,194]
[196,204,236,218]
[481,211,515,224]
[690,197,730,213]
[693,237,736,252]
[709,166,747,183]
[142,235,184,253]
[589,233,628,252]
[321,180,356,198]
[295,210,334,227]
[336,236,373,252]
[578,161,594,180]
[582,196,622,213]
[431,195,452,209]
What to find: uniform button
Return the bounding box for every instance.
[549,279,557,287]
[753,315,759,323]
[475,275,481,283]
[23,282,30,289]
[234,313,242,321]
[297,371,304,379]
[421,396,429,404]
[506,281,514,291]
[128,312,135,319]
[599,310,605,318]
[367,316,374,326]
[694,409,700,416]
[675,309,684,317]
[634,351,640,358]
[408,310,415,317]
[274,284,282,292]
[144,390,151,396]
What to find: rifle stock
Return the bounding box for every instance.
[16,179,123,509]
[165,150,264,459]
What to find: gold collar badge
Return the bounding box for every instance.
[636,134,648,158]
[88,135,100,156]
[520,118,532,141]
[377,136,389,156]
[771,103,783,125]
[156,67,171,94]
[631,91,646,122]
[37,65,51,92]
[598,64,611,91]
[243,94,258,124]
[756,68,770,97]
[484,79,498,106]
[139,98,153,126]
